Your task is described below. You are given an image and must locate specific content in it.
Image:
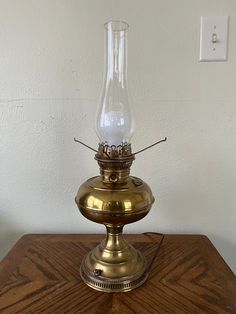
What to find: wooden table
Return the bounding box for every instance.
[0,234,235,313]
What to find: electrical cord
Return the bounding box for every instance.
[142,232,165,275]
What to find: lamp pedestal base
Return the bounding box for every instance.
[80,227,148,292]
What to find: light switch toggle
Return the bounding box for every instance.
[212,33,217,43]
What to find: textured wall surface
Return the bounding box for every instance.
[0,0,235,272]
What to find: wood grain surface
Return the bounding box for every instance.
[0,234,235,314]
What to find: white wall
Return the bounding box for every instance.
[0,0,235,273]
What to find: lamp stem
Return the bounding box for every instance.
[104,225,126,251]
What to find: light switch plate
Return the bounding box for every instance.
[200,16,229,62]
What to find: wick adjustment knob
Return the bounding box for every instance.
[109,173,118,183]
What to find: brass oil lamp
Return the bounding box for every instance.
[75,21,165,292]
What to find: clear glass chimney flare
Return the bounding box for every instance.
[96,21,134,147]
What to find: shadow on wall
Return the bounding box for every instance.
[0,214,23,262]
[209,234,236,275]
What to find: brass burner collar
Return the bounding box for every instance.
[95,143,135,184]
